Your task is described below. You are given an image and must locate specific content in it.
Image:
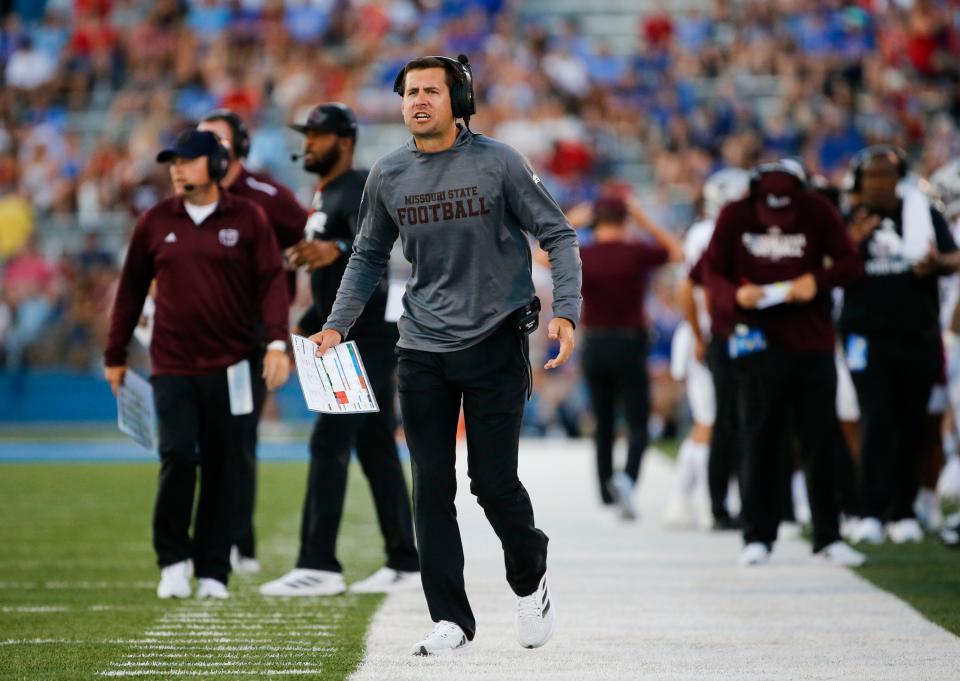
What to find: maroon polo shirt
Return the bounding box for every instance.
[701,191,863,353]
[227,167,308,296]
[105,192,290,375]
[580,240,669,329]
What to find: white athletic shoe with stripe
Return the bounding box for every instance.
[259,569,346,596]
[410,620,469,656]
[516,573,555,649]
[349,567,421,594]
[196,578,230,599]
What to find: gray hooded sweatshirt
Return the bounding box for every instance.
[323,126,582,352]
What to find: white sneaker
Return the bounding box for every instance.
[840,515,861,542]
[259,569,346,597]
[887,518,924,544]
[410,620,469,656]
[516,574,555,649]
[813,540,867,567]
[349,567,421,594]
[157,560,192,599]
[738,542,770,566]
[607,472,638,520]
[662,496,697,529]
[851,517,885,545]
[230,546,262,575]
[937,455,960,500]
[195,578,229,599]
[914,489,942,531]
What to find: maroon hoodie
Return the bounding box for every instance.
[702,189,863,353]
[105,192,289,375]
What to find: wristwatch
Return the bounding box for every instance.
[267,340,287,353]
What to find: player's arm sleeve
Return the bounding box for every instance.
[933,207,958,253]
[502,147,582,326]
[104,216,154,366]
[701,205,741,320]
[252,205,291,342]
[274,187,310,249]
[322,163,398,339]
[814,199,864,290]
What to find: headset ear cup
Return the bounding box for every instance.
[394,67,405,96]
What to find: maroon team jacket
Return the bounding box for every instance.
[701,191,863,353]
[227,167,308,296]
[104,192,290,375]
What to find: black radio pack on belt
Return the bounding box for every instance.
[509,297,541,400]
[512,296,541,336]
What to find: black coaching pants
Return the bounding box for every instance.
[397,321,548,640]
[296,336,418,573]
[233,350,266,559]
[706,335,740,521]
[581,329,650,503]
[152,367,253,584]
[735,348,841,553]
[847,333,940,522]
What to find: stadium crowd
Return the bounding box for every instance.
[1,1,960,571]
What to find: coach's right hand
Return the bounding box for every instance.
[104,365,127,397]
[310,329,342,358]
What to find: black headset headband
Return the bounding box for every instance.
[201,108,251,159]
[393,54,476,125]
[748,160,807,198]
[850,145,907,191]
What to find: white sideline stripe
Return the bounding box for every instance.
[1,606,68,612]
[349,441,960,681]
[110,661,318,668]
[99,670,322,676]
[122,651,335,659]
[0,581,154,589]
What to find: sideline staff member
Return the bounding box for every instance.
[311,55,581,656]
[580,194,681,519]
[104,130,290,600]
[702,160,866,568]
[198,109,308,574]
[259,103,419,597]
[841,146,960,545]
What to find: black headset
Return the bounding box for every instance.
[849,144,908,192]
[200,108,252,159]
[393,54,476,125]
[748,160,807,198]
[207,142,230,183]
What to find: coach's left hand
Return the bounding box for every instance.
[544,317,575,370]
[263,348,290,391]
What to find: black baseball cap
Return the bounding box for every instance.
[156,129,222,163]
[289,103,358,138]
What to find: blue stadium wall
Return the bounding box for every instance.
[0,371,314,423]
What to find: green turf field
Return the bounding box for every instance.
[855,534,960,637]
[0,462,387,681]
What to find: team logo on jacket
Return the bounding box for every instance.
[742,226,806,261]
[218,228,239,247]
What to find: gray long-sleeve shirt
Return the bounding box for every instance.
[323,126,582,352]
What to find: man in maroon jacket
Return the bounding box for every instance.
[198,109,309,574]
[702,160,867,567]
[104,129,290,600]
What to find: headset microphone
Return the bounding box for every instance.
[183,183,196,191]
[290,153,304,161]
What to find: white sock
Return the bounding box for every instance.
[689,441,709,489]
[676,438,699,495]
